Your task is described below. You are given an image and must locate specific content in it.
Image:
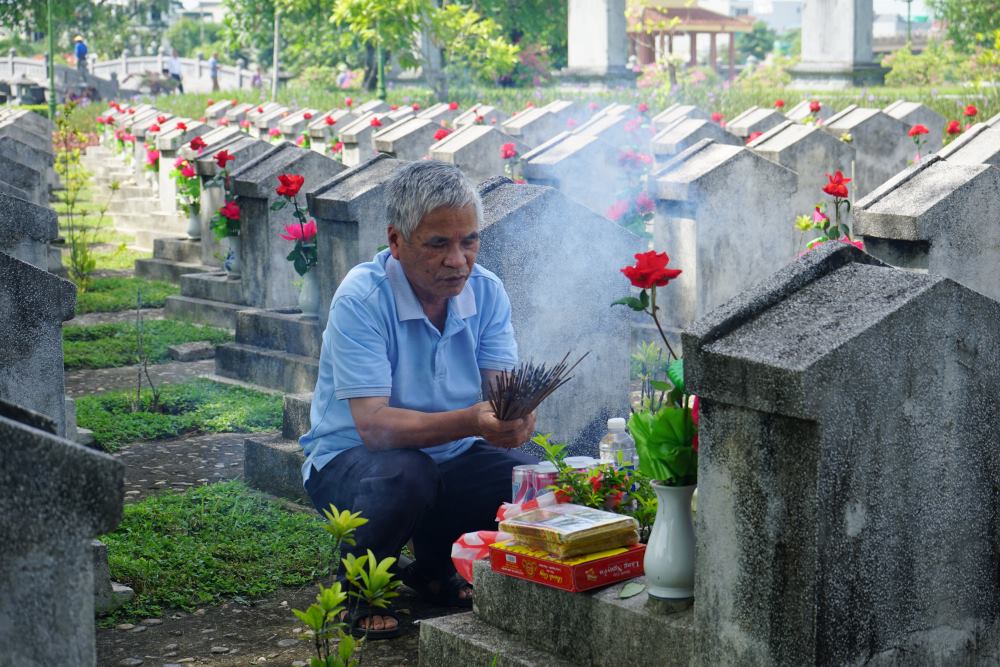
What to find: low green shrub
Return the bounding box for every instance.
[63,319,229,369]
[101,480,335,623]
[74,277,179,314]
[74,378,282,451]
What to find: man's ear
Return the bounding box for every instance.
[387,225,402,259]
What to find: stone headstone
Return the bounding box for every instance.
[793,0,880,87]
[573,110,644,149]
[822,105,912,197]
[231,143,346,308]
[0,135,49,206]
[501,107,565,148]
[0,191,58,270]
[155,118,211,215]
[307,108,353,153]
[477,177,643,455]
[651,139,797,330]
[417,102,461,126]
[278,108,320,141]
[0,403,124,666]
[565,0,629,79]
[854,154,1000,302]
[0,252,76,435]
[430,124,521,185]
[937,123,1000,166]
[306,153,408,328]
[253,105,291,140]
[355,99,389,115]
[225,102,255,123]
[205,99,235,121]
[748,120,856,223]
[521,131,629,216]
[652,118,739,160]
[884,100,945,153]
[372,116,439,161]
[340,112,392,167]
[684,242,1000,665]
[726,106,786,140]
[652,104,709,131]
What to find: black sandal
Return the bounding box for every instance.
[344,600,402,640]
[400,561,474,608]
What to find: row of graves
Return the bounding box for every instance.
[9,89,1000,663]
[0,107,131,665]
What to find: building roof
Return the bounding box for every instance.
[628,3,754,34]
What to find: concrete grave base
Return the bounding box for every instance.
[418,560,694,667]
[243,433,308,503]
[214,308,321,394]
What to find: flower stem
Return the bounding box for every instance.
[648,287,678,361]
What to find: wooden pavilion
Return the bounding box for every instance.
[627,1,754,80]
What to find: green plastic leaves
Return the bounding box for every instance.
[628,405,697,486]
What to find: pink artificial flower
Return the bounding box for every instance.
[145,150,159,165]
[635,191,655,215]
[812,206,829,225]
[345,97,353,107]
[412,103,421,111]
[280,219,317,242]
[638,102,649,113]
[623,118,642,133]
[268,127,281,137]
[330,141,344,153]
[588,101,599,111]
[500,143,517,160]
[606,200,630,222]
[181,165,196,178]
[448,101,459,110]
[746,131,763,144]
[174,157,187,169]
[566,118,578,129]
[240,119,251,129]
[840,236,864,251]
[218,117,230,126]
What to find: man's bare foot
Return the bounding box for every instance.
[338,610,399,632]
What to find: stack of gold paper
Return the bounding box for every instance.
[498,503,639,558]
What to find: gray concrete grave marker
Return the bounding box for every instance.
[822,104,912,196]
[884,99,945,153]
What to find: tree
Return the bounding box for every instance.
[926,0,1000,51]
[736,21,776,62]
[165,18,226,59]
[474,0,568,68]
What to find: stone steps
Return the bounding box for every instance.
[233,308,322,355]
[419,562,695,667]
[419,613,575,667]
[180,271,245,304]
[282,392,312,440]
[163,294,247,329]
[132,229,188,253]
[214,342,318,394]
[243,432,309,503]
[153,237,202,264]
[134,257,214,284]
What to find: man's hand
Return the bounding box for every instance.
[472,402,535,449]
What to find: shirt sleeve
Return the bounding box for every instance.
[330,295,393,400]
[476,281,518,371]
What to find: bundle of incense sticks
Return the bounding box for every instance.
[487,352,590,421]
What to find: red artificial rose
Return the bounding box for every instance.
[240,119,251,129]
[219,200,240,221]
[303,112,313,120]
[276,173,305,198]
[710,111,724,123]
[215,150,234,168]
[638,102,649,113]
[500,143,517,160]
[448,101,459,110]
[181,165,195,178]
[330,141,344,153]
[206,99,215,107]
[964,104,978,118]
[412,103,421,111]
[433,127,451,141]
[345,97,353,107]
[475,115,485,124]
[946,120,962,135]
[908,124,929,137]
[389,104,399,111]
[231,99,238,106]
[176,122,188,131]
[257,106,264,113]
[621,250,682,289]
[128,108,135,114]
[588,101,599,111]
[606,200,630,222]
[809,100,821,113]
[823,170,851,198]
[148,124,160,133]
[325,115,335,126]
[370,117,383,128]
[636,191,655,215]
[190,136,207,151]
[774,99,785,108]
[746,131,763,144]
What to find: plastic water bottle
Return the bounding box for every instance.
[599,418,637,468]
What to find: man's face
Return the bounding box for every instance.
[389,205,479,305]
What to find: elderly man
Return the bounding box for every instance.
[299,161,536,638]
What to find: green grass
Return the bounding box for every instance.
[63,319,231,369]
[101,480,335,623]
[75,378,282,451]
[92,246,152,272]
[74,276,179,314]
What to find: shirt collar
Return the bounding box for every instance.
[385,255,478,322]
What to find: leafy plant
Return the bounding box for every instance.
[74,277,178,314]
[63,319,232,369]
[170,157,201,216]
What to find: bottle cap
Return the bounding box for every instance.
[607,417,626,431]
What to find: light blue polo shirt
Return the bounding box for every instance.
[299,249,518,482]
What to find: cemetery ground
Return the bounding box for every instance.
[56,161,439,666]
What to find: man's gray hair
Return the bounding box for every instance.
[385,160,482,240]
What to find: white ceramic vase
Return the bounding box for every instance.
[644,482,696,599]
[298,270,320,319]
[186,210,201,239]
[224,235,241,277]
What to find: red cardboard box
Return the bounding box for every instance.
[488,541,645,593]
